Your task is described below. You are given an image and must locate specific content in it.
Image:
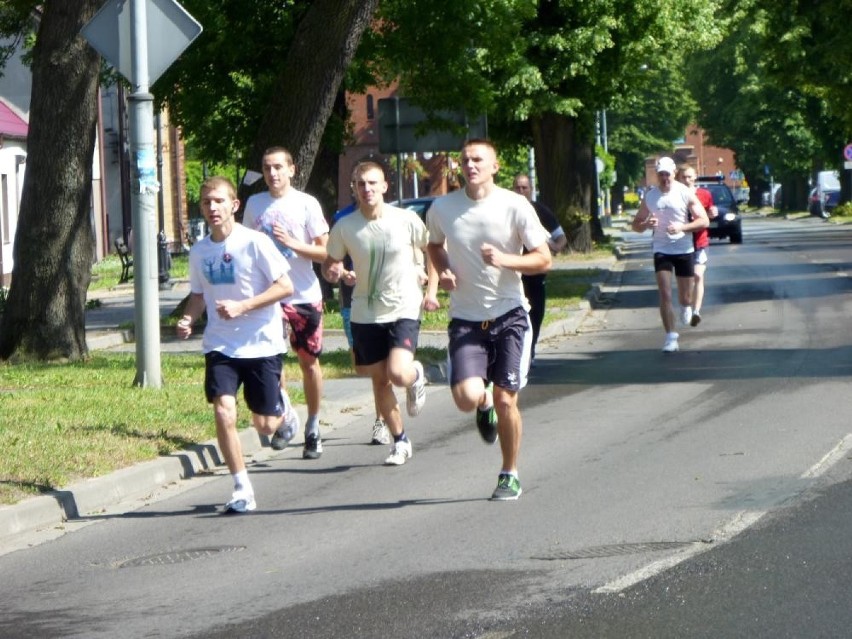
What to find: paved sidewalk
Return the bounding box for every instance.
[0,249,624,552]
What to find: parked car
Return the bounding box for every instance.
[696,176,743,244]
[390,197,436,222]
[808,187,840,218]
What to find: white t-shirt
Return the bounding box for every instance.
[643,181,695,255]
[243,189,329,304]
[326,205,428,324]
[427,187,550,321]
[189,223,291,358]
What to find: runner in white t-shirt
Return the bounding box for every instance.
[427,139,551,501]
[243,147,329,459]
[631,156,708,353]
[323,161,429,467]
[178,176,296,513]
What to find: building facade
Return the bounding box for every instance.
[644,125,739,188]
[0,34,188,286]
[337,84,459,211]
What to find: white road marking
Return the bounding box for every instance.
[594,434,852,594]
[801,433,852,479]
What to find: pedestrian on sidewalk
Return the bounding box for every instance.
[630,156,709,352]
[243,146,329,460]
[675,163,718,327]
[322,161,428,466]
[177,176,297,513]
[426,139,552,501]
[512,174,567,365]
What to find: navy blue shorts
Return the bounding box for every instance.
[447,306,531,391]
[204,351,285,417]
[351,318,420,366]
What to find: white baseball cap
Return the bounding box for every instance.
[655,157,677,175]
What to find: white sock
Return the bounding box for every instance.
[233,470,251,493]
[479,387,493,412]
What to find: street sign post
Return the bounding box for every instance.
[82,0,202,388]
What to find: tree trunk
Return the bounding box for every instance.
[0,0,101,361]
[531,112,602,253]
[240,0,379,199]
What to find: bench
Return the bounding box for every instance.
[114,237,133,284]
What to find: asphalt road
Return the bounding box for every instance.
[2,214,851,639]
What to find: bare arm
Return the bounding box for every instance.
[176,292,206,339]
[480,242,552,275]
[683,196,709,231]
[631,200,656,232]
[423,246,441,311]
[427,241,457,291]
[215,276,294,320]
[272,225,329,263]
[321,254,356,287]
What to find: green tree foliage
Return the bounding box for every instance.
[154,2,304,165]
[685,0,845,207]
[759,0,852,137]
[372,0,721,250]
[157,0,378,200]
[0,1,34,73]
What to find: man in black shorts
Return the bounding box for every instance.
[631,157,708,352]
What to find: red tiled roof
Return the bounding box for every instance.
[0,99,28,138]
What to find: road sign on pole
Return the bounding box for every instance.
[843,144,852,162]
[82,0,202,388]
[81,0,202,85]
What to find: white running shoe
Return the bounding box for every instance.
[384,438,413,466]
[662,332,680,353]
[224,489,256,513]
[680,306,693,326]
[271,401,300,451]
[371,418,391,445]
[406,361,426,417]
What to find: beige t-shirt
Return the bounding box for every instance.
[326,205,428,323]
[427,187,550,321]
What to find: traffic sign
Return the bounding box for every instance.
[81,0,202,85]
[843,144,852,161]
[378,97,487,154]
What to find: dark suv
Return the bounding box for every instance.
[696,176,743,244]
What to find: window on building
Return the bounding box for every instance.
[366,94,374,120]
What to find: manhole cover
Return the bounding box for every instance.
[119,545,246,568]
[533,541,700,561]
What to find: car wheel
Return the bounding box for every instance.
[729,225,743,244]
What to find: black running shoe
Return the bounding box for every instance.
[302,433,323,459]
[475,405,498,444]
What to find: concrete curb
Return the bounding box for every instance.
[0,394,375,549]
[0,426,262,544]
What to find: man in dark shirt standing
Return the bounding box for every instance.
[512,174,567,365]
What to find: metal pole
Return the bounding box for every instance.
[602,109,611,226]
[155,110,170,287]
[412,152,419,198]
[396,152,404,203]
[528,146,537,201]
[129,0,163,388]
[595,111,603,222]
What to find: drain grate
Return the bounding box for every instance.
[532,540,700,561]
[119,545,246,568]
